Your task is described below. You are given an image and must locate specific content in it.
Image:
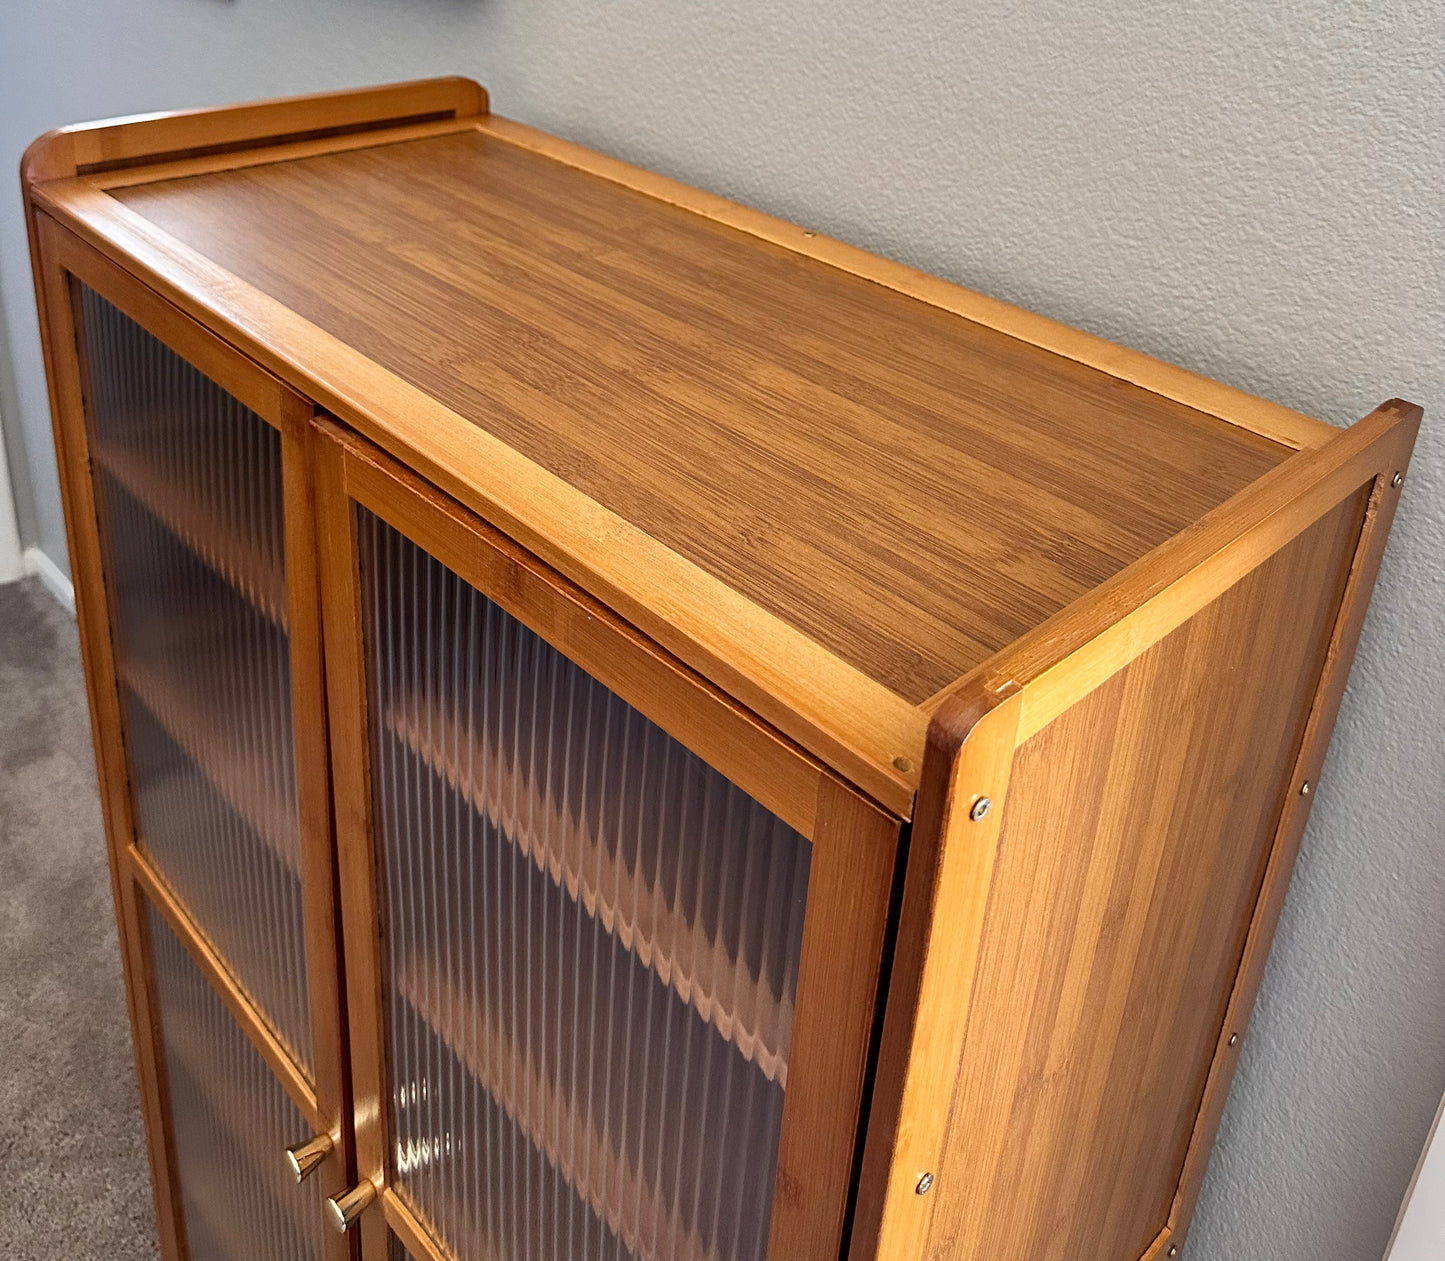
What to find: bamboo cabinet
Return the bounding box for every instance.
[22,80,1419,1261]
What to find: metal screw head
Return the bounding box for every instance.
[1168,1248,1179,1258]
[1300,781,1311,796]
[1392,471,1404,488]
[969,796,992,822]
[915,1172,934,1195]
[1229,1033,1238,1047]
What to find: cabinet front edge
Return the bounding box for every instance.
[27,195,925,817]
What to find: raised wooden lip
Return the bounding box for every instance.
[22,77,1371,822]
[19,76,488,183]
[472,114,1336,455]
[925,398,1422,743]
[21,77,1335,453]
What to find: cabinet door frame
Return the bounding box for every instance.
[315,417,901,1261]
[31,213,352,1261]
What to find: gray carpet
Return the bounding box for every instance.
[0,576,159,1260]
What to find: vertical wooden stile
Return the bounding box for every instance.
[28,226,187,1261]
[850,683,1023,1261]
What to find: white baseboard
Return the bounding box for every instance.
[23,546,76,616]
[0,514,20,584]
[0,429,22,583]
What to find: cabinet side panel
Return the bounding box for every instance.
[923,485,1370,1261]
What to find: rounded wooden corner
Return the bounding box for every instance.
[925,675,1022,763]
[438,75,490,118]
[21,128,78,185]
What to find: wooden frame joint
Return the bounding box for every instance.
[927,676,1023,762]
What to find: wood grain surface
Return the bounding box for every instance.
[316,421,901,1261]
[918,486,1369,1261]
[34,188,925,816]
[22,81,1423,1261]
[1163,410,1418,1251]
[477,113,1338,455]
[110,129,1286,704]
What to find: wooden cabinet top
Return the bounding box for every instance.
[24,77,1352,816]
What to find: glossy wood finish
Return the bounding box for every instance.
[850,683,1023,1261]
[121,850,187,1261]
[24,83,1337,814]
[768,776,899,1260]
[475,115,1337,456]
[22,79,1422,1261]
[927,399,1423,738]
[384,1187,448,1261]
[58,227,351,1134]
[106,129,1285,712]
[21,75,486,181]
[330,424,830,840]
[316,422,900,1261]
[140,886,333,1261]
[311,432,387,1261]
[32,169,922,814]
[29,216,188,1261]
[133,846,326,1134]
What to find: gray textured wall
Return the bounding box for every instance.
[2,2,1441,1257]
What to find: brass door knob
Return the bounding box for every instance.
[325,1180,377,1232]
[284,1134,334,1183]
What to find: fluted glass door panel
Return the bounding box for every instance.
[361,512,813,1261]
[147,901,326,1261]
[76,284,312,1075]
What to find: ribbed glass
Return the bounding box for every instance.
[147,903,325,1261]
[361,512,813,1261]
[76,284,312,1075]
